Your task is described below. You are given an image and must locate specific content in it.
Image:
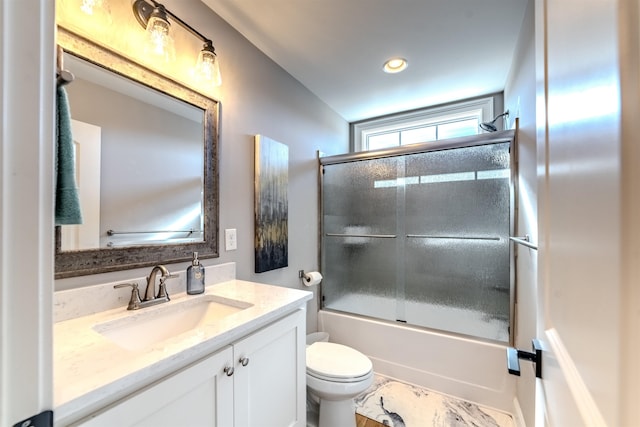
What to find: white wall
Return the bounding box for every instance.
[54,0,350,332]
[503,1,537,425]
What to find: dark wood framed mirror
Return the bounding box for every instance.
[55,27,219,279]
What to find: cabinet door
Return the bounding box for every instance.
[74,346,234,427]
[233,309,306,427]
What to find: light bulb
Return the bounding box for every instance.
[195,42,222,87]
[144,6,175,62]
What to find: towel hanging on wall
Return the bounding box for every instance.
[55,85,83,225]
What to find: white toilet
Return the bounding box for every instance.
[306,341,373,427]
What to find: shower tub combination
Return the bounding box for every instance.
[317,130,520,415]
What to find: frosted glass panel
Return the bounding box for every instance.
[321,141,512,342]
[322,157,401,322]
[404,143,511,341]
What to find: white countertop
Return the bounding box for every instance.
[54,280,312,425]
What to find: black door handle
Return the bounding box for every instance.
[507,339,542,378]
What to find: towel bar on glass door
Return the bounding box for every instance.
[406,234,501,241]
[325,233,397,238]
[509,235,538,250]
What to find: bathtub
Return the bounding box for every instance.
[318,309,519,415]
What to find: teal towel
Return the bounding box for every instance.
[55,86,83,225]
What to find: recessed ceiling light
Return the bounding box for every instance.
[383,57,408,74]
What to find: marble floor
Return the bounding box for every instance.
[355,375,515,427]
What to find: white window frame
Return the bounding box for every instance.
[352,97,495,152]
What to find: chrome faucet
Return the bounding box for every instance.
[114,265,177,310]
[144,265,173,302]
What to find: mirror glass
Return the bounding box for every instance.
[61,54,205,250]
[55,28,219,278]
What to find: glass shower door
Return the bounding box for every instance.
[320,140,512,342]
[403,142,511,341]
[321,156,402,322]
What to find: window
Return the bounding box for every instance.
[352,97,495,152]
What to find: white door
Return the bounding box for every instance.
[60,119,101,250]
[0,1,55,425]
[533,0,638,425]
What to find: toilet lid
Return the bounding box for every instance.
[306,342,372,380]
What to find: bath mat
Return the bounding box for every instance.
[355,375,514,427]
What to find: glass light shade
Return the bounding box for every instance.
[144,9,175,62]
[195,44,222,87]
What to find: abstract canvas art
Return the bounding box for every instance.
[254,135,289,273]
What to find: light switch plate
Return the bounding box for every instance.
[225,229,237,251]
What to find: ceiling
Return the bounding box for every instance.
[202,0,528,123]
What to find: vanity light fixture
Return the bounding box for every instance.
[383,57,408,74]
[195,40,222,87]
[132,0,222,86]
[141,3,175,61]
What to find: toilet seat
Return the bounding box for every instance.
[306,342,373,383]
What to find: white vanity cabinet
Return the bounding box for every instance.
[233,309,305,427]
[73,309,306,427]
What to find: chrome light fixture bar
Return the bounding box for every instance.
[132,0,221,86]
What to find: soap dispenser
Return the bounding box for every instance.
[186,251,205,294]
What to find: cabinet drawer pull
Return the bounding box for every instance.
[239,357,250,367]
[223,366,234,376]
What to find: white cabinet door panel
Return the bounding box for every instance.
[75,346,234,427]
[233,310,306,427]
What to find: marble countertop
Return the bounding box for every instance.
[54,280,312,425]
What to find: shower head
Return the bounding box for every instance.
[479,110,509,132]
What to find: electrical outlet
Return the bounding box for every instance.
[225,228,237,251]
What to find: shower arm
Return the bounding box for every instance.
[480,110,510,132]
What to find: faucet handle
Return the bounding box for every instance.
[114,282,142,310]
[157,278,170,301]
[156,272,177,301]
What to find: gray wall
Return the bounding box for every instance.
[55,0,350,332]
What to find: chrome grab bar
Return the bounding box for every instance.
[326,233,537,249]
[325,233,397,238]
[406,234,501,241]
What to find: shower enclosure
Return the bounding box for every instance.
[319,131,515,342]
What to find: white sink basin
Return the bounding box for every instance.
[93,295,252,351]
